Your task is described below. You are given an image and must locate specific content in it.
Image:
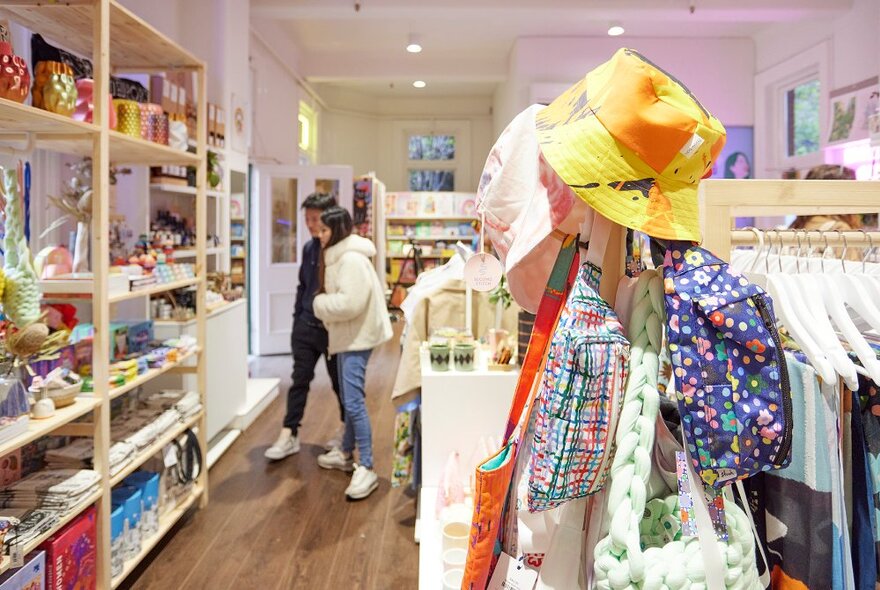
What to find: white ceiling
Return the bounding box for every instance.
[251,0,852,98]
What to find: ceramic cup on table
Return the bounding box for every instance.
[442,548,467,573]
[429,342,451,372]
[441,520,469,552]
[453,342,476,372]
[442,568,464,590]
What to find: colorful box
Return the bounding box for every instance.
[40,506,96,590]
[0,550,45,590]
[111,486,142,559]
[124,472,160,536]
[119,321,154,355]
[110,504,124,578]
[109,323,129,361]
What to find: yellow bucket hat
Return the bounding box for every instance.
[536,48,726,242]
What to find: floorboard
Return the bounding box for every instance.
[124,329,418,590]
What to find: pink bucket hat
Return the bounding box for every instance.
[476,104,579,313]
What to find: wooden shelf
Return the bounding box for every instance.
[230,255,246,260]
[0,100,198,164]
[172,247,224,259]
[0,1,202,70]
[111,411,203,486]
[0,397,101,459]
[386,215,474,221]
[111,484,203,589]
[109,277,201,304]
[230,237,246,242]
[387,254,450,259]
[150,184,225,198]
[387,235,468,241]
[230,217,246,222]
[109,346,201,400]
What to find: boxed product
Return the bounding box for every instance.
[123,472,160,536]
[109,323,129,361]
[40,506,96,590]
[111,486,142,559]
[0,550,45,590]
[119,320,154,355]
[110,504,124,578]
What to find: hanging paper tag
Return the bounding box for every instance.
[704,484,729,542]
[464,253,503,292]
[676,450,699,537]
[163,445,179,468]
[487,552,538,590]
[676,451,729,541]
[9,542,22,568]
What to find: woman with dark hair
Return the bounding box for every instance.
[724,151,751,179]
[313,206,392,500]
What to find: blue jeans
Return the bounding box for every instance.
[338,349,373,469]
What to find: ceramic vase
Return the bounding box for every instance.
[40,62,77,117]
[0,42,29,103]
[73,79,117,128]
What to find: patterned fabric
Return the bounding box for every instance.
[528,262,629,512]
[664,241,793,487]
[535,48,726,242]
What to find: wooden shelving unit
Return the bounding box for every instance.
[0,2,210,587]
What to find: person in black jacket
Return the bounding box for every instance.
[266,193,344,460]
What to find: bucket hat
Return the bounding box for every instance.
[536,47,726,242]
[476,104,580,313]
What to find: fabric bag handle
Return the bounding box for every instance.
[503,232,580,441]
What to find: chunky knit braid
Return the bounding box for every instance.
[2,167,40,327]
[592,270,762,590]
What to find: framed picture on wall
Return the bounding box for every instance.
[827,77,879,145]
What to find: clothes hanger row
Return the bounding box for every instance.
[737,228,880,388]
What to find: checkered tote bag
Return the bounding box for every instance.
[527,261,630,512]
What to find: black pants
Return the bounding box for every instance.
[283,319,343,435]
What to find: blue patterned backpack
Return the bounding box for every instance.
[663,241,793,487]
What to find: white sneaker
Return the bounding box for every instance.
[345,464,379,500]
[264,428,300,461]
[317,447,355,472]
[324,425,344,451]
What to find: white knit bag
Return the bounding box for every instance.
[591,270,763,590]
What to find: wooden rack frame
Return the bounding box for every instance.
[0,2,209,588]
[699,179,880,259]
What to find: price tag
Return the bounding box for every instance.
[487,552,538,590]
[163,445,179,468]
[464,253,503,292]
[10,542,22,568]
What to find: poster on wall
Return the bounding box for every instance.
[711,126,754,179]
[827,76,879,145]
[353,176,373,239]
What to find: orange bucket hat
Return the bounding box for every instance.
[536,48,726,242]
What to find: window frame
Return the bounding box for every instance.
[755,42,830,177]
[298,100,318,165]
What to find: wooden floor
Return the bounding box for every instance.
[125,331,419,590]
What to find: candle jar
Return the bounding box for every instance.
[452,342,475,372]
[40,61,76,116]
[114,99,141,138]
[429,342,451,372]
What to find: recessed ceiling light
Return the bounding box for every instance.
[607,22,625,36]
[413,80,427,89]
[406,34,422,53]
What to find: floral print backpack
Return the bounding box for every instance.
[663,241,793,487]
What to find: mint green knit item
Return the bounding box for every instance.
[2,168,40,327]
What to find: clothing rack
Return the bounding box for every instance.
[698,179,880,258]
[730,229,880,248]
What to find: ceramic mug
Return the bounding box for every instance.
[429,343,450,372]
[442,568,464,590]
[442,548,467,573]
[441,520,469,552]
[453,342,475,372]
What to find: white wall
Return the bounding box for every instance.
[317,86,494,191]
[754,0,878,91]
[494,37,756,137]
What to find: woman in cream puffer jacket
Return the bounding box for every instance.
[313,206,392,500]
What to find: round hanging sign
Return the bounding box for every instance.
[464,252,503,292]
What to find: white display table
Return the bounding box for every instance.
[418,350,518,589]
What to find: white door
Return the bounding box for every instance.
[250,164,353,355]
